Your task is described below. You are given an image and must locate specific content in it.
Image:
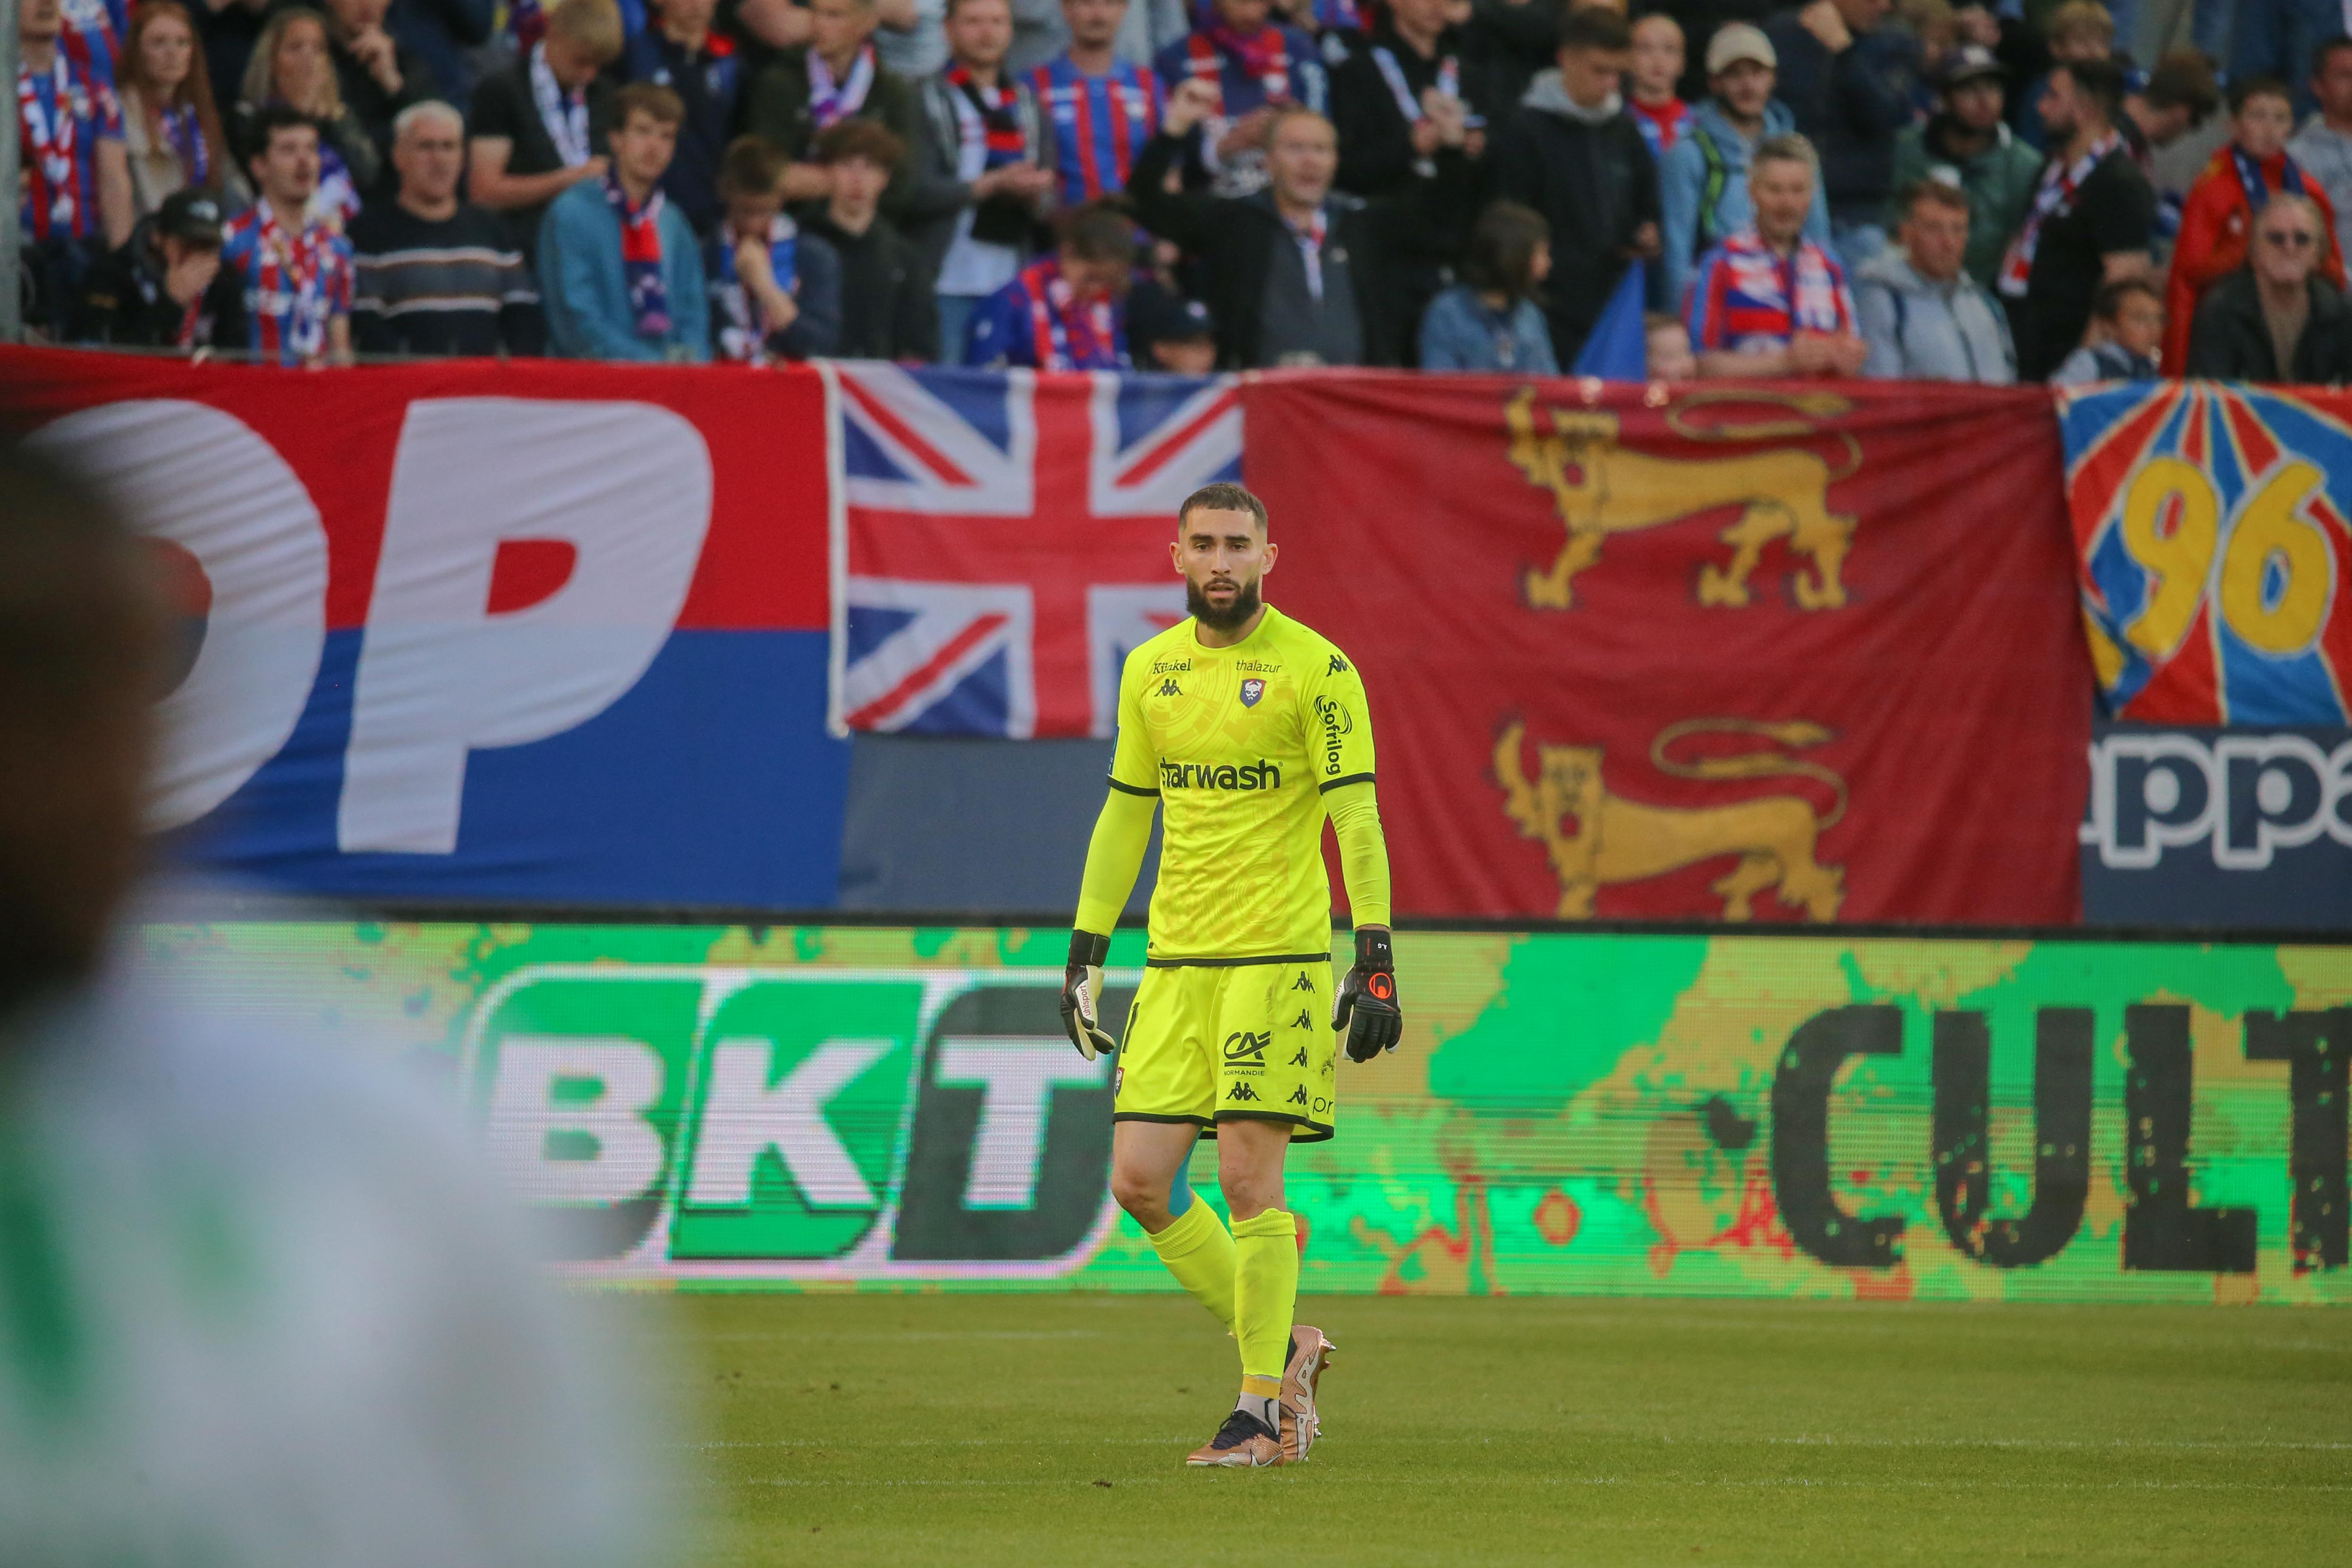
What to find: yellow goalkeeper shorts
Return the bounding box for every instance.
[1113,958,1337,1143]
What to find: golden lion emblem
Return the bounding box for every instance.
[1494,717,1847,921]
[1503,389,1861,611]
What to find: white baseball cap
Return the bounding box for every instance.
[1706,22,1776,75]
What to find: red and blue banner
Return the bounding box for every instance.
[2063,381,2352,725]
[0,347,846,907]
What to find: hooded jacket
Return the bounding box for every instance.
[1490,70,1660,363]
[2183,266,2352,381]
[1852,249,2015,382]
[1885,115,2043,290]
[1658,96,1832,313]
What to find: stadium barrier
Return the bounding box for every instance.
[144,917,2352,1302]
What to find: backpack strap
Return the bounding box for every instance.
[1693,125,1727,258]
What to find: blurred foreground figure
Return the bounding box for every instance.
[0,441,672,1567]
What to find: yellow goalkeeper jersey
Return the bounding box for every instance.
[1106,605,1380,960]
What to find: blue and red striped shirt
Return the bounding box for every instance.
[1029,54,1163,206]
[16,25,121,244]
[220,204,354,365]
[1686,229,1854,353]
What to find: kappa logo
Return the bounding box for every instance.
[1328,654,1350,675]
[1226,1082,1262,1103]
[1240,678,1265,708]
[1223,1030,1271,1064]
[1290,1010,1315,1031]
[1287,1085,1309,1106]
[1291,973,1315,991]
[1157,678,1183,697]
[1503,389,1861,612]
[1495,717,1847,921]
[1289,1045,1310,1067]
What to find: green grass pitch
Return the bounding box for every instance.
[643,1292,2348,1566]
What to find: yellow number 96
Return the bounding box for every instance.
[2119,457,2336,661]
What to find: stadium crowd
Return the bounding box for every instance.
[20,0,2352,381]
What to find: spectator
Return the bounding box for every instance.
[1005,0,1185,78]
[1467,0,1574,110]
[70,186,227,346]
[2164,76,2344,373]
[1885,45,2037,290]
[2292,37,2352,267]
[1645,306,1696,374]
[118,1,244,221]
[1762,0,1915,271]
[1489,7,1660,365]
[17,0,136,335]
[1029,0,1166,206]
[1997,58,2152,381]
[1154,0,1326,197]
[1418,198,1561,370]
[803,117,937,355]
[215,105,356,363]
[351,100,539,354]
[1127,85,1473,365]
[1659,23,1832,313]
[1329,0,1489,199]
[2184,192,2352,378]
[707,133,844,359]
[467,0,623,261]
[538,81,710,358]
[1626,11,1689,160]
[233,8,378,225]
[965,197,1134,364]
[2016,0,2112,154]
[745,0,922,207]
[910,0,1055,352]
[1126,275,1218,368]
[384,0,494,118]
[2128,51,2225,267]
[624,0,746,234]
[320,0,438,192]
[876,0,953,82]
[2048,273,2162,381]
[1686,133,1867,376]
[1855,178,2014,378]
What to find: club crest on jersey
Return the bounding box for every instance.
[1240,678,1265,707]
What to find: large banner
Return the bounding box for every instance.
[827,364,1242,737]
[143,920,2352,1301]
[2064,381,2352,725]
[0,347,847,907]
[1245,376,2092,924]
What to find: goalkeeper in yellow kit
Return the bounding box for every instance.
[1058,481,1401,1469]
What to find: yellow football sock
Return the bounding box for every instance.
[1146,1195,1237,1331]
[1231,1208,1299,1382]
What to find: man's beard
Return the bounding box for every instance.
[1188,575,1262,631]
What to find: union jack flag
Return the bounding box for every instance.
[825,365,1243,737]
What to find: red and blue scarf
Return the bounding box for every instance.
[1019,256,1123,369]
[2229,144,2308,217]
[604,171,671,339]
[945,62,1024,170]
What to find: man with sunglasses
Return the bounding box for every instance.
[2182,190,2352,378]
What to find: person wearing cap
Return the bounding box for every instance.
[70,185,229,347]
[1659,21,1831,313]
[1126,274,1218,371]
[1762,0,1918,272]
[1885,43,2040,290]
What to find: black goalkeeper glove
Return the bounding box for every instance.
[1333,927,1401,1063]
[1059,930,1117,1061]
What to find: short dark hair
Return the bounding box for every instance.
[1461,200,1552,302]
[1179,482,1268,534]
[2314,32,2352,78]
[2057,56,2128,123]
[612,81,685,129]
[2227,73,2293,116]
[812,117,905,170]
[1557,6,1630,53]
[2142,49,2220,122]
[2088,275,2159,320]
[1056,198,1136,263]
[1897,177,1970,219]
[717,134,790,196]
[245,102,318,160]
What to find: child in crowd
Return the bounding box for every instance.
[1626,13,1689,161]
[1418,199,1557,371]
[705,135,841,363]
[1644,308,1696,378]
[2049,276,2163,382]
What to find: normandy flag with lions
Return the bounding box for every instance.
[1241,376,2093,924]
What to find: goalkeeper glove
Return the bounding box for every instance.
[1059,930,1117,1061]
[1333,927,1401,1063]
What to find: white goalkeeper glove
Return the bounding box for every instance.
[1059,930,1117,1061]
